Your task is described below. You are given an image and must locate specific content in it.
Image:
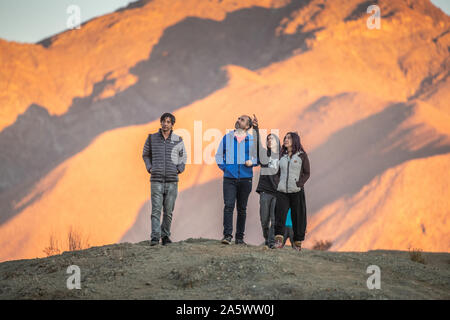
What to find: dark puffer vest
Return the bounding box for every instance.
[142,129,186,182]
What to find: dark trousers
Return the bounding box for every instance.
[283,226,294,247]
[223,177,252,239]
[274,189,307,241]
[259,192,276,246]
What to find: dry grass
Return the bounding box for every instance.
[43,226,91,257]
[312,240,333,251]
[409,247,427,264]
[67,226,90,251]
[43,233,61,257]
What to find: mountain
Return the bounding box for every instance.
[0,0,449,262]
[305,152,450,252]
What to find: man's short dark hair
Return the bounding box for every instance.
[160,112,176,124]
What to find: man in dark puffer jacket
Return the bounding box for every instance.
[142,113,187,246]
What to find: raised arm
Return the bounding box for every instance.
[248,132,259,167]
[251,114,266,167]
[252,115,272,168]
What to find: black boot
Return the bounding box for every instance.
[161,236,172,245]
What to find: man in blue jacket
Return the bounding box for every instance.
[215,115,258,245]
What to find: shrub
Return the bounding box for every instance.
[312,239,333,251]
[43,233,61,257]
[43,226,91,257]
[409,247,427,264]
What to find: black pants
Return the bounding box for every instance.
[274,189,307,241]
[223,177,252,239]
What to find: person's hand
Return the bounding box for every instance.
[252,114,258,128]
[245,160,253,167]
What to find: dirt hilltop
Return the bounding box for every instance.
[0,238,449,299]
[1,0,450,262]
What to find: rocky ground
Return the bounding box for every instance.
[0,238,449,299]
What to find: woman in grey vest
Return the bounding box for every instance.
[274,132,310,251]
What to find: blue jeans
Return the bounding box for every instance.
[223,177,252,240]
[150,181,178,240]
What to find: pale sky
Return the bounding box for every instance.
[0,0,135,43]
[0,0,449,44]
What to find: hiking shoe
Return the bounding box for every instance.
[235,238,247,245]
[221,235,232,245]
[274,235,284,249]
[293,241,302,252]
[150,238,159,246]
[161,236,172,246]
[263,239,275,249]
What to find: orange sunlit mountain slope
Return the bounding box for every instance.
[305,153,450,252]
[0,0,289,131]
[0,0,449,261]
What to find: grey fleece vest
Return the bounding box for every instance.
[277,151,303,193]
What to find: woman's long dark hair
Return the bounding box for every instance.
[280,131,306,157]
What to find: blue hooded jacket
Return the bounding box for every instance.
[215,130,258,179]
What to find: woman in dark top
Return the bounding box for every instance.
[252,115,281,249]
[274,132,310,251]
